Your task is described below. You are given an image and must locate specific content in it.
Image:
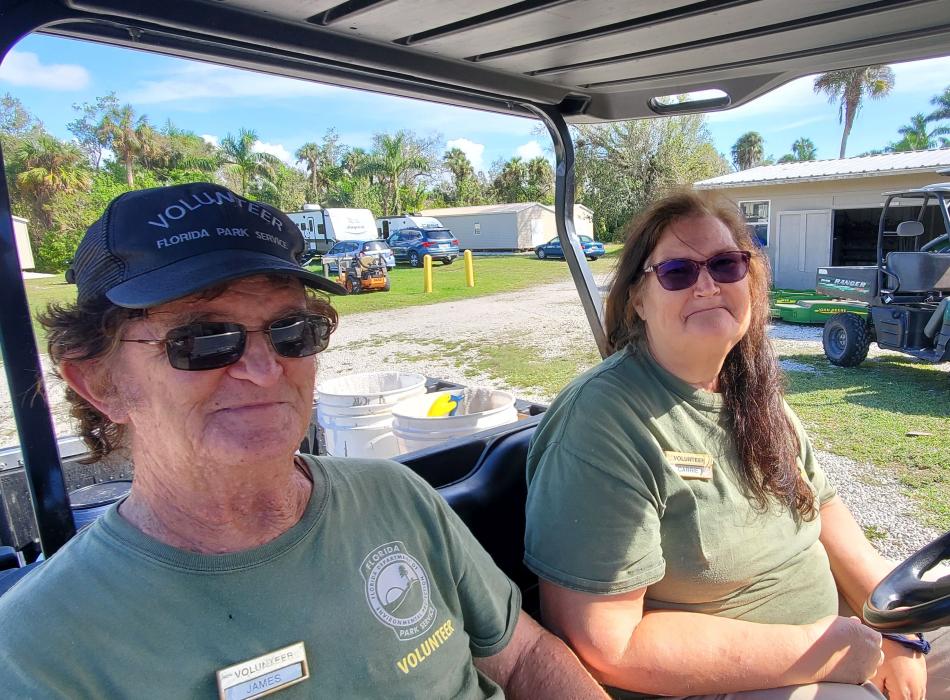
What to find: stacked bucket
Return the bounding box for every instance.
[316,372,516,459]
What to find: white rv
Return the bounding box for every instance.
[286,205,380,255]
[376,214,445,237]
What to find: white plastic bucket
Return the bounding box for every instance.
[316,371,427,458]
[392,388,518,453]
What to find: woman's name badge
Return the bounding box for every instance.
[664,451,714,480]
[216,642,309,700]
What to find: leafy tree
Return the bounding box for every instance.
[813,65,895,158]
[731,131,766,170]
[573,114,728,240]
[251,161,308,211]
[295,129,342,204]
[886,113,949,152]
[68,92,119,169]
[14,134,91,236]
[778,137,818,163]
[1,93,42,138]
[147,122,221,184]
[220,128,279,196]
[96,103,157,186]
[362,131,432,215]
[440,147,484,205]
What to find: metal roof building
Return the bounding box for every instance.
[694,150,950,290]
[420,202,594,251]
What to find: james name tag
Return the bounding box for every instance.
[664,451,714,480]
[217,641,309,700]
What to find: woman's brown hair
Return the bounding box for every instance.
[604,189,816,520]
[39,275,338,463]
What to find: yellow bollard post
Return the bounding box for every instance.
[423,254,433,293]
[464,250,475,287]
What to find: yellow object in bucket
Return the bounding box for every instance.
[427,393,463,417]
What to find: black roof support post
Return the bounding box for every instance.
[0,143,75,557]
[526,103,608,358]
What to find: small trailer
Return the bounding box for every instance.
[287,206,380,255]
[817,180,950,367]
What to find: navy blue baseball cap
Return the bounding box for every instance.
[69,182,347,307]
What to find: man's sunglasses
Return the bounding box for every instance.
[643,250,752,292]
[120,312,335,371]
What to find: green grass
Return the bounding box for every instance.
[18,248,621,347]
[782,353,950,529]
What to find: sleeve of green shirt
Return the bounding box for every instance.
[406,470,522,658]
[525,378,667,595]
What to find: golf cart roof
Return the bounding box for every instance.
[9,0,950,122]
[883,183,950,198]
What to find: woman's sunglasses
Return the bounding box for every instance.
[643,250,752,292]
[120,312,335,371]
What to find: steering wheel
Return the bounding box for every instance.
[920,233,950,252]
[864,530,950,633]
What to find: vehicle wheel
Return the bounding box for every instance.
[822,312,870,367]
[382,276,391,292]
[443,257,454,265]
[350,277,362,294]
[409,251,421,267]
[537,248,546,260]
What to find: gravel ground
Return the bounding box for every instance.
[1,277,940,559]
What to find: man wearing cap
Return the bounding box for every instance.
[0,183,608,699]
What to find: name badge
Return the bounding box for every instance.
[216,642,310,700]
[664,451,714,480]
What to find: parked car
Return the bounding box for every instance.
[322,239,395,273]
[535,235,604,261]
[387,227,460,267]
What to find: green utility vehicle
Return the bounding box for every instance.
[817,180,950,367]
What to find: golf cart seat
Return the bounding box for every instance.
[884,252,950,292]
[400,418,540,610]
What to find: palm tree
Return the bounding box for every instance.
[813,65,895,158]
[15,135,90,232]
[887,113,949,152]
[927,86,950,123]
[443,147,476,203]
[220,128,278,196]
[295,142,322,201]
[730,132,765,170]
[791,137,817,161]
[362,133,429,215]
[96,104,156,187]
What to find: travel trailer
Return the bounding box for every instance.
[287,205,379,255]
[376,214,445,237]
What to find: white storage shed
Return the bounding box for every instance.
[11,216,33,270]
[419,203,594,251]
[695,150,950,290]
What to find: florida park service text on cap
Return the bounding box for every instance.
[69,182,347,307]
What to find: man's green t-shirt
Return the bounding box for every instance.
[0,457,520,699]
[525,347,838,624]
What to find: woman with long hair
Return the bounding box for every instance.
[524,189,946,699]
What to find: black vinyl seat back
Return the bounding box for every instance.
[885,253,950,292]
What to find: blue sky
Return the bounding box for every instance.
[2,33,949,173]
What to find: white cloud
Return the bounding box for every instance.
[0,50,90,90]
[253,140,293,164]
[446,137,485,172]
[124,63,330,104]
[515,140,544,160]
[706,75,825,124]
[889,56,950,95]
[201,134,219,148]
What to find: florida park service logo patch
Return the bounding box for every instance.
[361,541,437,641]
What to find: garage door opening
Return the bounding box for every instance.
[832,205,945,266]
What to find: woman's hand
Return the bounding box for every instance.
[870,638,927,700]
[802,615,884,685]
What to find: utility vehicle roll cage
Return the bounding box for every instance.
[2,0,950,559]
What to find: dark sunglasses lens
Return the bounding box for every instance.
[655,259,700,291]
[268,315,331,358]
[707,252,750,283]
[166,322,245,371]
